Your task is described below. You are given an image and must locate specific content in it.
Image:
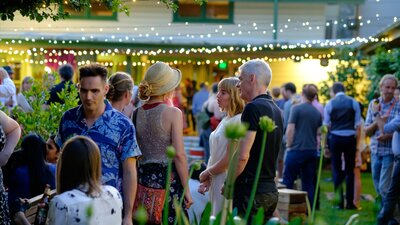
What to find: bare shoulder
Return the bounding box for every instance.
[164,105,182,116]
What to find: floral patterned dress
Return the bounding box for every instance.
[0,125,11,225]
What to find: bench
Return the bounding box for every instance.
[277,188,308,222]
[24,189,56,224]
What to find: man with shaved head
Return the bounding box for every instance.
[234,59,283,223]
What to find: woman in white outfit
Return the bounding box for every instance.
[198,77,245,216]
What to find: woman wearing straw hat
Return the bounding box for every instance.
[133,62,193,224]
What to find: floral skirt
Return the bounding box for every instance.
[138,163,187,225]
[0,169,11,225]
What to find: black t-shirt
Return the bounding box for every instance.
[235,94,283,193]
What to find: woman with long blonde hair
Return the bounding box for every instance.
[198,77,245,216]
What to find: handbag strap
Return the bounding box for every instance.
[132,108,138,126]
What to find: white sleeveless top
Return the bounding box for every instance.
[207,114,241,216]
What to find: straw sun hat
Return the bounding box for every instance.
[139,62,182,101]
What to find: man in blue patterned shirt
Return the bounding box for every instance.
[365,74,400,206]
[56,64,141,225]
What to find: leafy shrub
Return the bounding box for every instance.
[366,47,400,100]
[319,48,368,105]
[11,80,79,139]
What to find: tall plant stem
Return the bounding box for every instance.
[244,130,268,222]
[163,158,173,225]
[174,166,196,225]
[220,140,238,225]
[311,133,326,224]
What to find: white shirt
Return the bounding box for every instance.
[46,185,122,225]
[0,77,17,108]
[17,93,33,112]
[208,114,241,216]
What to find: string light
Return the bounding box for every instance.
[0,1,394,69]
[0,14,388,46]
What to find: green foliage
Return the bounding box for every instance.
[134,205,148,225]
[0,0,129,22]
[12,80,79,139]
[252,207,264,225]
[288,217,303,225]
[365,48,400,100]
[319,48,367,105]
[85,204,93,220]
[199,202,212,225]
[312,125,328,223]
[0,0,207,22]
[225,122,247,140]
[161,0,207,12]
[316,170,376,224]
[163,146,175,225]
[173,197,190,225]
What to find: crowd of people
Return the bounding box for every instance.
[0,59,399,225]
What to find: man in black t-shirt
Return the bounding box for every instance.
[234,59,283,222]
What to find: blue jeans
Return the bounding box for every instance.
[372,153,394,200]
[377,155,400,225]
[329,134,356,207]
[283,149,317,204]
[199,127,212,164]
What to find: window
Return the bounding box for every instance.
[173,0,233,23]
[62,0,117,20]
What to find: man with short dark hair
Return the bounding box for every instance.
[3,66,14,79]
[56,63,141,225]
[324,82,361,209]
[48,63,76,104]
[283,84,322,205]
[282,82,297,131]
[278,82,298,178]
[235,59,283,223]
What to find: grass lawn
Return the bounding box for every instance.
[314,170,378,225]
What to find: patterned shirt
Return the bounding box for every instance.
[56,101,141,191]
[365,97,400,156]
